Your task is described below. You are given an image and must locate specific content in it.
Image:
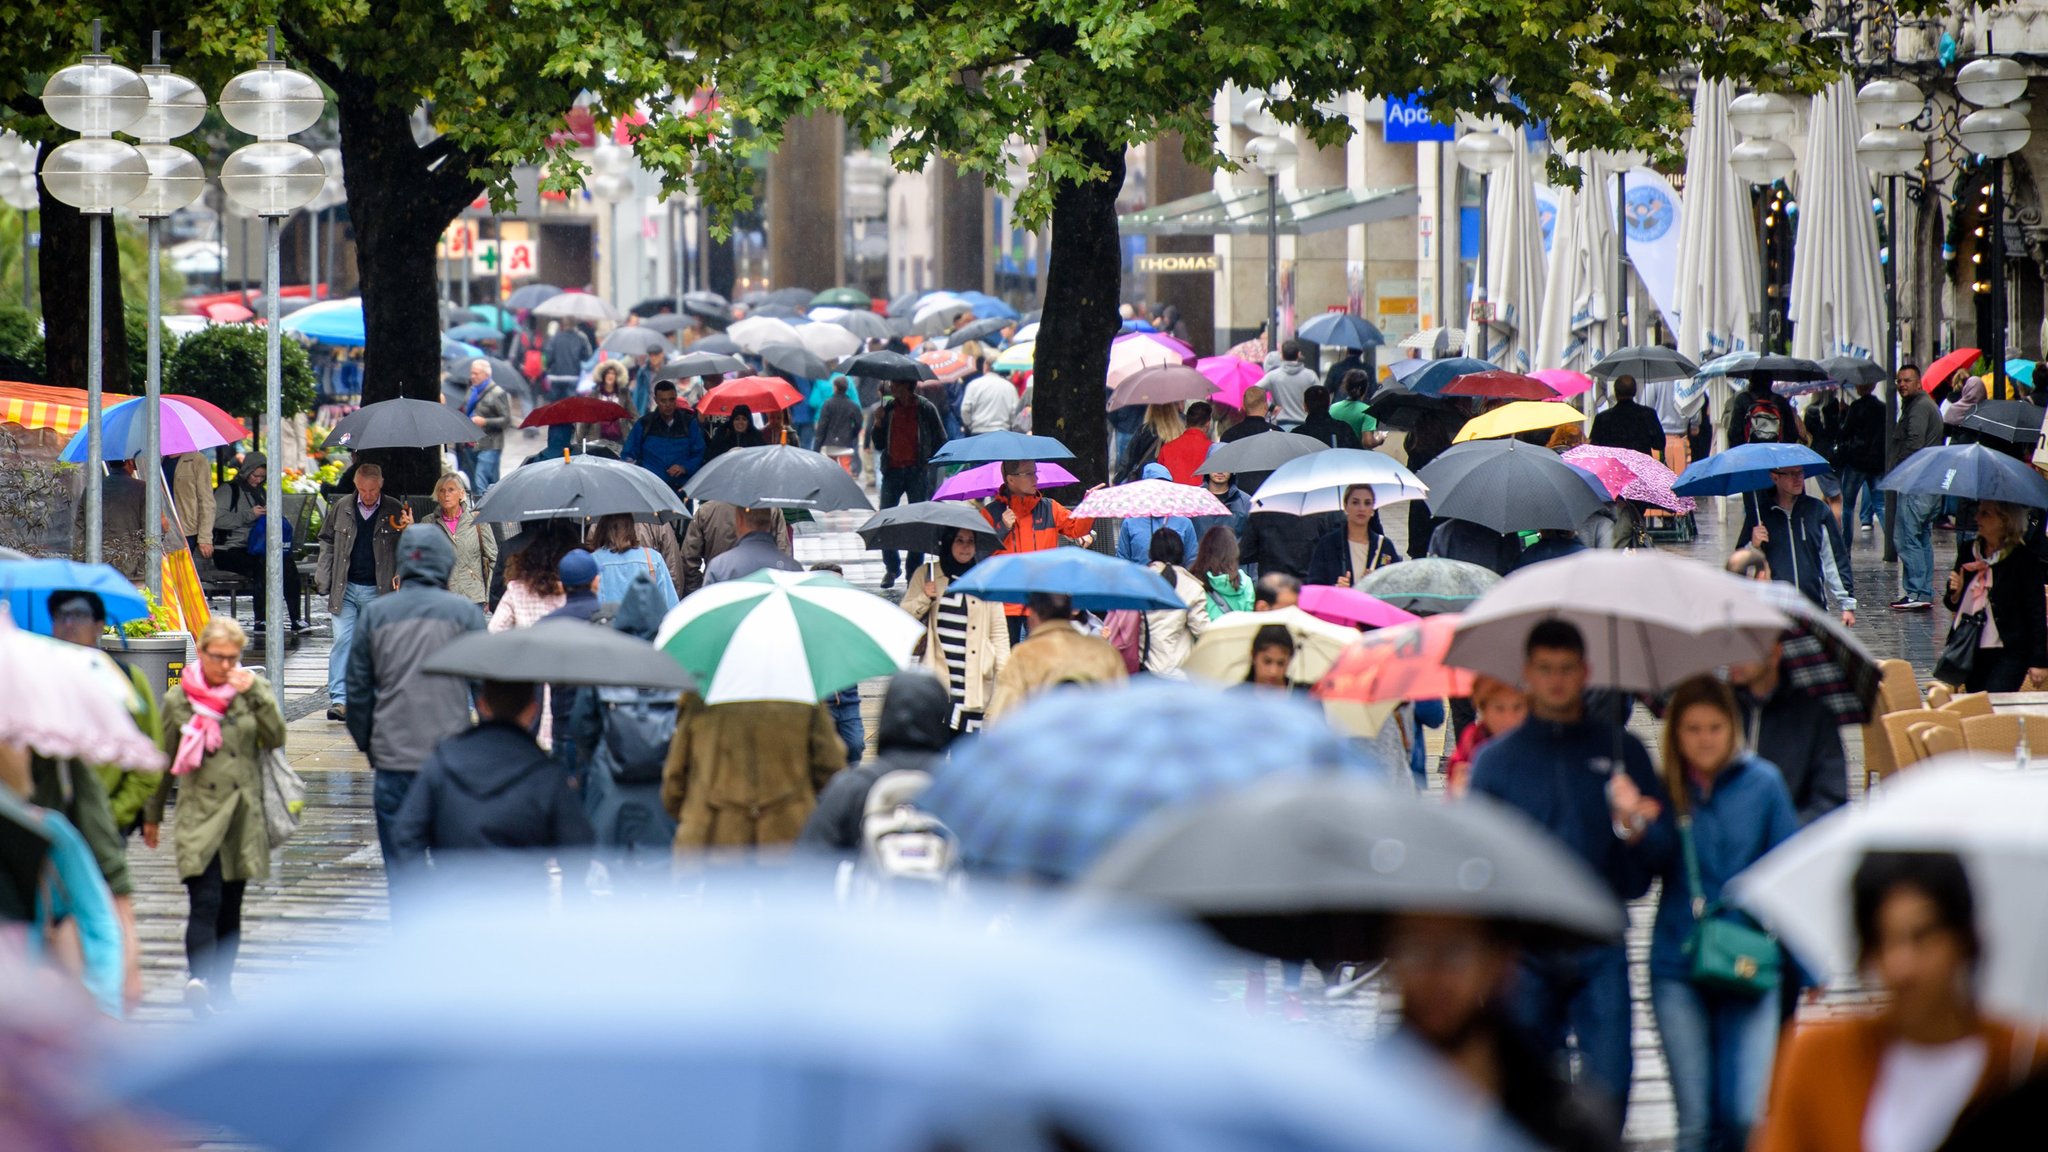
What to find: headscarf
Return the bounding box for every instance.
[937,529,981,580]
[1944,375,1988,425]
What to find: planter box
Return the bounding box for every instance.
[101,631,191,705]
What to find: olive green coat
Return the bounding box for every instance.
[147,675,288,881]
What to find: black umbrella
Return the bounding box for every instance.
[1961,399,2047,445]
[758,342,830,380]
[322,398,481,451]
[1195,431,1327,478]
[657,351,747,383]
[1080,776,1627,964]
[442,306,485,329]
[1589,345,1699,382]
[1820,355,1886,388]
[858,501,1002,553]
[760,287,817,309]
[1418,439,1609,534]
[681,298,731,329]
[1354,558,1500,615]
[748,303,805,321]
[942,317,1013,348]
[1879,442,2048,509]
[474,455,690,523]
[842,351,936,382]
[628,297,679,318]
[422,617,694,690]
[690,333,742,357]
[1364,384,1458,431]
[831,310,893,342]
[504,283,562,311]
[684,445,874,512]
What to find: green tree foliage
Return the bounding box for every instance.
[165,322,314,421]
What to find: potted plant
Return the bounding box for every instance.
[99,587,191,704]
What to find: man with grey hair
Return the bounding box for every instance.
[461,357,513,496]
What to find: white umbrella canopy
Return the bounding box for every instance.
[1673,78,1762,363]
[728,315,806,354]
[1789,77,1885,362]
[1484,127,1546,373]
[793,321,862,361]
[1534,151,1615,372]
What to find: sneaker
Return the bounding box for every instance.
[326,704,347,722]
[184,977,211,1017]
[1890,597,1932,611]
[291,620,314,635]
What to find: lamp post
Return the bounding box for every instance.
[1595,148,1648,344]
[38,25,150,567]
[0,135,38,310]
[1856,79,1927,564]
[1957,54,2031,401]
[1246,130,1297,350]
[218,34,325,695]
[1729,92,1798,353]
[130,35,207,600]
[1454,129,1512,363]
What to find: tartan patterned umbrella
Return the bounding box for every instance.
[1748,580,1881,725]
[1561,445,1696,513]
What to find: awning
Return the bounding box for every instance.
[1119,185,1419,237]
[0,381,132,437]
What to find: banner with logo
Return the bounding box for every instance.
[1615,168,1683,335]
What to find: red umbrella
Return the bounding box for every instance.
[521,396,640,428]
[1440,370,1560,401]
[1923,347,1982,391]
[699,375,804,417]
[1314,614,1473,704]
[1298,585,1419,630]
[202,301,254,323]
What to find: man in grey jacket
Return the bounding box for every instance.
[1886,363,1944,610]
[316,463,408,721]
[1255,340,1320,429]
[346,524,488,875]
[460,358,515,497]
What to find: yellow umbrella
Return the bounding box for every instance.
[1452,400,1583,443]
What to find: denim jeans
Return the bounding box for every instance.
[327,582,380,705]
[1651,977,1780,1152]
[877,465,934,579]
[1839,467,1882,530]
[1509,944,1632,1138]
[829,687,865,764]
[471,448,502,498]
[1895,491,1941,601]
[373,768,416,909]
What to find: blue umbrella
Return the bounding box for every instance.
[1672,442,1831,498]
[930,430,1076,465]
[1402,356,1495,397]
[953,290,1019,321]
[922,679,1385,883]
[1297,311,1386,350]
[1385,358,1428,382]
[107,884,1499,1152]
[0,559,149,633]
[1879,442,2048,510]
[444,322,506,346]
[278,299,366,346]
[441,336,487,362]
[950,548,1182,611]
[2005,358,2037,389]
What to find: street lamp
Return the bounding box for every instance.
[1857,78,1926,565]
[1455,129,1512,363]
[218,36,325,695]
[1594,146,1647,344]
[0,134,38,310]
[131,36,208,600]
[1730,92,1798,353]
[39,26,150,567]
[1956,55,2030,400]
[1246,132,1297,352]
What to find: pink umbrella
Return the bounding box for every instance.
[1107,366,1216,410]
[0,609,164,770]
[1072,479,1229,519]
[1561,445,1696,513]
[1197,356,1265,409]
[1298,585,1421,630]
[1114,330,1197,361]
[1530,368,1595,397]
[1566,455,1634,499]
[933,460,1080,501]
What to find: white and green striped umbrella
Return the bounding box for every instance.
[654,569,922,704]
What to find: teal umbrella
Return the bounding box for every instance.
[2004,358,2036,388]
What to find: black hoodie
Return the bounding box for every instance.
[389,717,594,878]
[796,670,951,856]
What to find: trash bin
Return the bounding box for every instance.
[101,632,191,704]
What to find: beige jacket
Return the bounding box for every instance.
[171,452,216,543]
[898,560,1011,716]
[1141,563,1211,678]
[985,621,1127,722]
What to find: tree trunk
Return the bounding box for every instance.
[1032,135,1125,491]
[37,141,131,397]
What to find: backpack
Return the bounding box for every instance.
[519,331,545,381]
[593,684,678,786]
[1742,396,1783,443]
[1102,609,1151,674]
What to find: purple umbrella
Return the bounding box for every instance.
[934,461,1080,501]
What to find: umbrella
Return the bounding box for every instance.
[0,559,152,633]
[1960,399,2046,445]
[1879,442,2048,509]
[1363,384,1458,431]
[1672,78,1763,364]
[1482,126,1545,371]
[628,297,680,318]
[321,398,481,451]
[755,287,814,309]
[1447,550,1791,693]
[1728,758,2048,1022]
[1314,614,1469,704]
[58,395,247,462]
[422,618,694,691]
[1563,454,1635,500]
[698,376,806,417]
[680,299,731,329]
[1529,368,1596,397]
[1398,326,1466,355]
[991,341,1034,373]
[912,294,971,335]
[809,287,870,308]
[1195,356,1265,408]
[1769,379,1841,398]
[468,304,520,331]
[1083,777,1627,962]
[757,344,830,381]
[954,290,1018,321]
[1106,338,1190,388]
[1438,370,1559,401]
[202,300,254,323]
[726,316,803,354]
[1182,607,1365,686]
[279,298,367,346]
[1010,321,1040,342]
[2007,358,2038,389]
[1385,358,1429,382]
[1402,357,1495,398]
[600,328,673,358]
[1922,347,1983,391]
[1746,580,1881,725]
[520,397,636,429]
[1588,345,1699,382]
[1418,440,1608,534]
[1694,351,1830,384]
[1820,355,1887,388]
[942,317,1013,347]
[656,570,917,704]
[933,461,1078,502]
[749,305,804,322]
[921,677,1384,883]
[1789,77,1885,363]
[1248,449,1428,516]
[1107,365,1217,410]
[792,323,861,362]
[830,310,894,342]
[1560,445,1696,513]
[1296,585,1419,631]
[856,502,1003,553]
[1354,558,1500,616]
[441,336,487,363]
[640,313,691,335]
[1672,442,1833,497]
[930,430,1074,466]
[503,283,562,310]
[444,322,506,346]
[918,348,975,383]
[474,455,688,524]
[683,445,873,512]
[1296,311,1385,351]
[841,351,936,382]
[949,548,1182,612]
[1071,480,1229,520]
[687,333,743,357]
[532,292,620,325]
[1533,151,1614,373]
[1449,400,1583,444]
[657,351,747,382]
[1195,431,1327,480]
[0,609,163,770]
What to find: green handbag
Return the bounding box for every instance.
[1678,816,1780,997]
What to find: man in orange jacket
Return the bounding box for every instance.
[981,459,1097,641]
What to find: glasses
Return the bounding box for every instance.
[51,605,100,624]
[199,648,242,666]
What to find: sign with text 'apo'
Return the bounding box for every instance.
[1383,97,1455,143]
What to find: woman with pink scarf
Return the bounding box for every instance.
[142,616,286,1016]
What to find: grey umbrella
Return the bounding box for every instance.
[690,333,743,357]
[422,618,694,691]
[321,398,481,451]
[1589,345,1699,382]
[1417,439,1608,534]
[503,283,562,311]
[1960,399,2046,445]
[760,287,816,309]
[831,310,893,342]
[758,342,830,381]
[483,356,531,408]
[1353,558,1499,616]
[1195,431,1327,478]
[681,298,731,328]
[684,444,874,512]
[1819,355,1886,388]
[1080,776,1627,962]
[641,313,691,335]
[657,351,747,383]
[474,454,689,524]
[748,303,805,321]
[601,327,674,358]
[858,501,1002,553]
[942,317,1013,348]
